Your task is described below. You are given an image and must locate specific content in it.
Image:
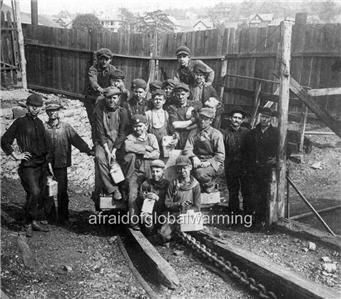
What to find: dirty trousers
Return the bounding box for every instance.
[193,165,222,190]
[18,163,47,222]
[122,153,152,221]
[225,173,250,213]
[53,167,69,221]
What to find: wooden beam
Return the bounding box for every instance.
[30,0,38,26]
[250,82,261,128]
[219,59,228,100]
[289,77,341,138]
[276,20,293,224]
[126,228,179,289]
[195,231,340,299]
[13,0,27,89]
[308,87,341,97]
[299,106,309,152]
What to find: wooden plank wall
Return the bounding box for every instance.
[1,10,20,88]
[20,23,341,117]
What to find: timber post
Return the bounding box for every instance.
[273,20,293,224]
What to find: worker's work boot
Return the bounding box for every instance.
[32,220,49,232]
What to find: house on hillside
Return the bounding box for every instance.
[193,19,213,31]
[248,14,273,27]
[97,10,125,32]
[1,3,61,27]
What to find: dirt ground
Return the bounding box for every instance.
[1,89,340,298]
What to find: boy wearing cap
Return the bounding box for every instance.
[109,69,129,103]
[191,63,223,129]
[168,82,201,149]
[145,89,174,152]
[86,48,117,142]
[224,106,250,214]
[138,159,169,233]
[184,107,225,193]
[162,79,177,111]
[123,114,160,230]
[1,94,50,236]
[175,45,214,87]
[159,155,201,242]
[124,78,149,119]
[94,87,129,200]
[243,107,279,225]
[44,102,93,223]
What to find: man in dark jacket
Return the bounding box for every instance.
[175,45,214,87]
[44,102,93,223]
[190,63,223,129]
[224,106,250,214]
[85,48,117,142]
[94,87,129,201]
[1,94,50,237]
[243,107,279,224]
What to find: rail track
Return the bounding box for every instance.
[117,226,340,299]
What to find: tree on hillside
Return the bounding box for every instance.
[72,14,103,31]
[118,8,137,33]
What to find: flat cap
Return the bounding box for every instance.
[109,69,125,79]
[162,79,176,89]
[151,89,165,97]
[174,82,190,92]
[149,80,163,91]
[229,106,246,117]
[259,107,274,117]
[96,48,113,58]
[46,102,62,111]
[103,87,121,97]
[176,45,191,56]
[193,63,208,74]
[176,155,192,166]
[151,159,166,169]
[132,78,147,90]
[26,94,43,107]
[131,114,147,126]
[199,107,215,119]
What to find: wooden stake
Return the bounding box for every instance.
[219,58,228,99]
[31,0,38,26]
[299,106,308,152]
[275,20,293,224]
[13,0,27,89]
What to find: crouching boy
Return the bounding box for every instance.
[139,159,169,234]
[158,155,201,243]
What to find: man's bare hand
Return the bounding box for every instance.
[145,145,154,152]
[200,161,211,168]
[12,152,31,161]
[180,200,192,207]
[192,156,201,168]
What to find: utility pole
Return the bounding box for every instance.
[31,0,38,25]
[275,20,293,223]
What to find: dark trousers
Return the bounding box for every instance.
[84,96,96,142]
[193,165,222,190]
[53,167,69,221]
[226,173,250,214]
[18,163,47,223]
[122,153,151,221]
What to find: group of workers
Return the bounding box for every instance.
[1,45,279,239]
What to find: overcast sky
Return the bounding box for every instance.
[6,0,340,15]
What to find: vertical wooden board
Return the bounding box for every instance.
[256,27,268,54]
[299,57,314,87]
[221,28,229,55]
[310,57,321,88]
[248,27,258,54]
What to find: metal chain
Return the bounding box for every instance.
[176,231,278,299]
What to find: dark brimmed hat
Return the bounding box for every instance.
[26,94,43,107]
[193,63,208,74]
[110,69,125,80]
[151,89,165,97]
[199,107,215,119]
[259,107,274,117]
[162,79,176,89]
[176,45,191,56]
[174,82,190,92]
[149,80,163,91]
[229,106,246,117]
[96,48,113,58]
[46,102,62,111]
[132,78,147,90]
[176,155,192,166]
[131,114,147,126]
[151,159,165,169]
[103,87,121,97]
